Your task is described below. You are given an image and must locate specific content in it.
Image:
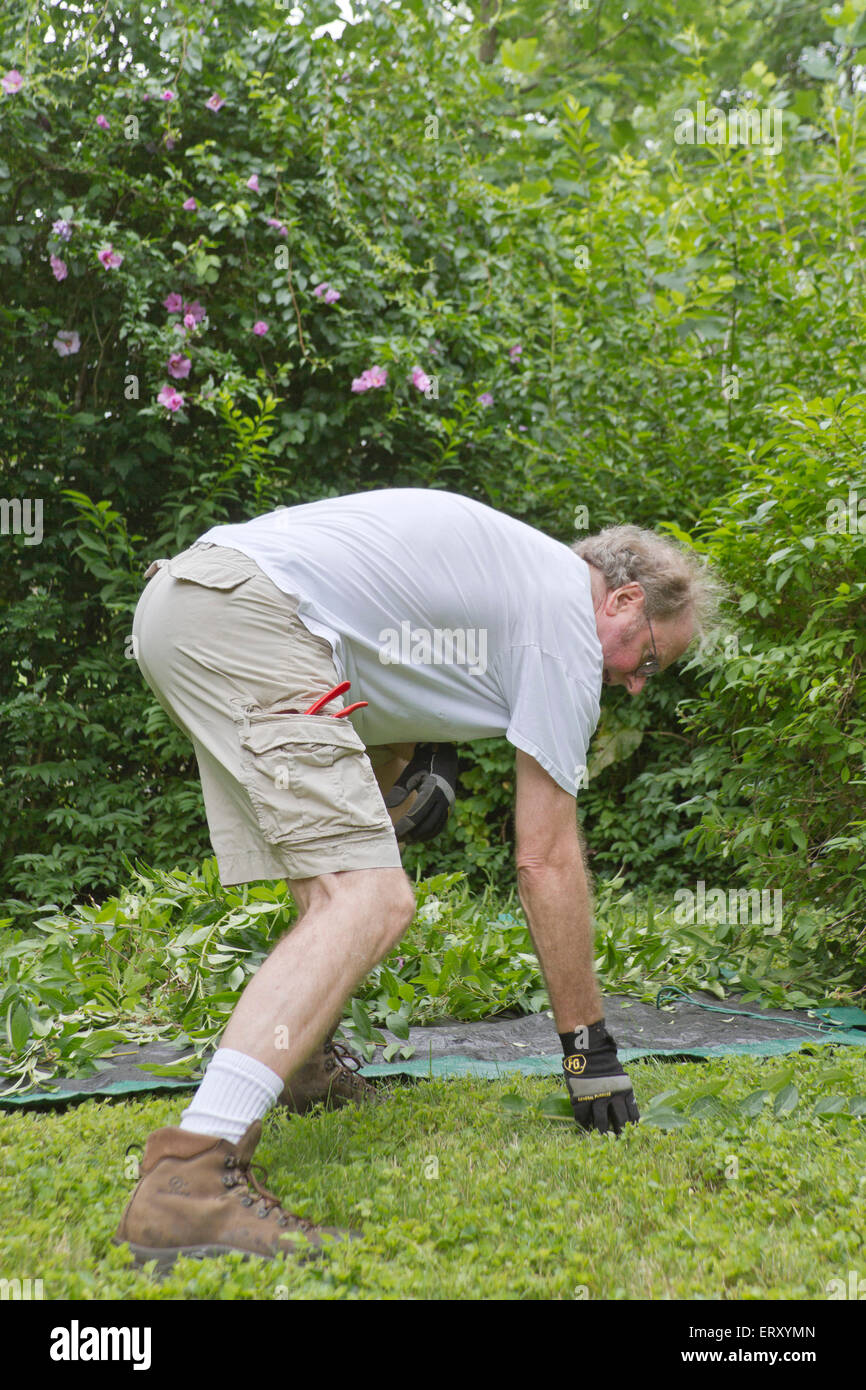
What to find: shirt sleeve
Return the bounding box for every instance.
[501,645,601,796]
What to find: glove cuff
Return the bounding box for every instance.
[558,1018,608,1056]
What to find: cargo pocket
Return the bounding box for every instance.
[231,704,392,846]
[164,545,257,590]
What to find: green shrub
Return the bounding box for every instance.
[679,390,866,936]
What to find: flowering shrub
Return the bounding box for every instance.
[1,0,864,931]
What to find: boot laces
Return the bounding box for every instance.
[225,1154,317,1233]
[325,1039,363,1073]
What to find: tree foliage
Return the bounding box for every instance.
[0,0,864,944]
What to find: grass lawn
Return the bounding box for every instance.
[2,1050,865,1300]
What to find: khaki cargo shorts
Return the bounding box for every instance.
[131,542,402,885]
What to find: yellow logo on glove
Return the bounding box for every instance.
[563,1054,587,1075]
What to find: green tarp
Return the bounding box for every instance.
[3,993,865,1108]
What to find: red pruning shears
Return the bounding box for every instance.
[275,680,368,719]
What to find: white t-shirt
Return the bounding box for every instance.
[198,489,603,795]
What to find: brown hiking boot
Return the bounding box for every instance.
[113,1119,360,1271]
[278,1033,379,1114]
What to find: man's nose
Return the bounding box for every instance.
[626,674,647,696]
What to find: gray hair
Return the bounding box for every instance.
[572,524,728,645]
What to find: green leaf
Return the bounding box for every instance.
[641,1109,689,1129]
[137,1059,200,1078]
[763,1065,796,1092]
[773,1083,799,1115]
[499,1092,530,1114]
[350,998,374,1041]
[738,1089,771,1116]
[644,1090,680,1110]
[386,1012,410,1040]
[500,37,541,74]
[121,971,150,994]
[812,1095,848,1115]
[537,1095,574,1120]
[787,821,808,851]
[7,1003,30,1054]
[800,46,836,79]
[587,726,643,777]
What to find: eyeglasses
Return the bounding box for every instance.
[631,602,660,678]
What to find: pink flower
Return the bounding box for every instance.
[163,292,183,313]
[478,391,493,407]
[98,245,123,269]
[246,174,260,192]
[96,114,109,130]
[157,384,184,411]
[162,90,175,102]
[50,254,67,282]
[183,299,206,323]
[205,93,225,112]
[313,282,330,297]
[52,219,72,241]
[167,352,191,379]
[2,70,23,95]
[411,366,431,392]
[252,320,268,336]
[351,366,387,392]
[183,312,196,330]
[323,287,340,304]
[182,197,197,211]
[509,344,522,361]
[266,217,288,236]
[53,329,80,356]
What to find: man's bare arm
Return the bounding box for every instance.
[367,743,417,799]
[513,748,603,1032]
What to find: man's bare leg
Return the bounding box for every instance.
[117,866,415,1263]
[220,866,415,1082]
[271,745,421,1097]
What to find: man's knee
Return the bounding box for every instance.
[383,873,416,946]
[290,866,415,948]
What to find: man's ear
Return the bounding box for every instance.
[610,582,644,615]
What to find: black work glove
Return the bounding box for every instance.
[384,743,458,844]
[562,1019,640,1136]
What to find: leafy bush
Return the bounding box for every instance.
[679,390,866,939]
[2,0,866,931]
[2,858,860,1093]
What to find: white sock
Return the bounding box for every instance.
[179,1048,285,1144]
